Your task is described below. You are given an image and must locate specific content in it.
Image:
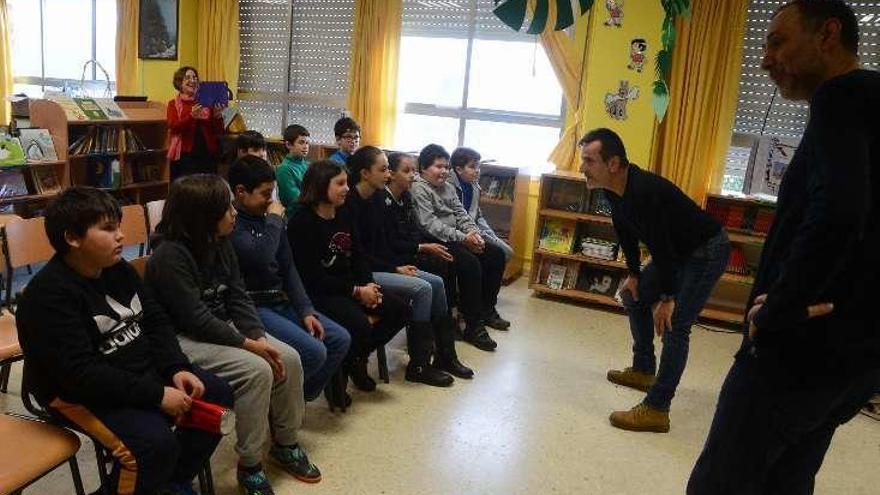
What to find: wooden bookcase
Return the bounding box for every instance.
[478,163,529,283]
[529,171,773,326]
[28,99,170,206]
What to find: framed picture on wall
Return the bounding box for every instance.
[138,0,179,60]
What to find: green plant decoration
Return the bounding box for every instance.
[492,0,691,122]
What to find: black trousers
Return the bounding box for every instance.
[51,367,233,495]
[688,342,880,495]
[446,241,505,325]
[314,292,411,360]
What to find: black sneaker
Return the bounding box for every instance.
[269,443,322,483]
[483,310,511,330]
[237,466,275,495]
[433,355,475,379]
[463,325,497,352]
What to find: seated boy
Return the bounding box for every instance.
[235,129,268,160]
[411,144,511,351]
[16,187,234,495]
[277,124,310,218]
[449,147,514,261]
[228,155,352,405]
[329,117,361,165]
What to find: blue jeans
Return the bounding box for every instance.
[373,270,447,322]
[623,231,730,410]
[256,305,351,401]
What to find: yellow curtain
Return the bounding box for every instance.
[651,0,749,204]
[115,0,140,95]
[0,0,13,123]
[537,1,592,172]
[197,0,240,94]
[347,0,402,148]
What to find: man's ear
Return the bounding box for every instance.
[233,184,247,197]
[608,155,622,173]
[64,230,82,250]
[818,17,843,50]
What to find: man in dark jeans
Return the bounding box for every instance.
[579,128,730,433]
[688,1,880,493]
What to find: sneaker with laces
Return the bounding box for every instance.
[609,402,670,433]
[237,467,275,495]
[269,443,322,483]
[607,366,656,392]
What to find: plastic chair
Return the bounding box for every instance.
[0,311,21,394]
[1,217,54,308]
[120,205,148,256]
[0,413,85,495]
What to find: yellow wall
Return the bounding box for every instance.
[522,5,665,271]
[139,0,199,104]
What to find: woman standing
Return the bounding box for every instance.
[166,66,225,179]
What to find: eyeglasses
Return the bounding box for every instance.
[341,134,360,141]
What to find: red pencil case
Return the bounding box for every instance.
[177,399,235,435]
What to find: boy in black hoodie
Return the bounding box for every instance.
[16,187,233,495]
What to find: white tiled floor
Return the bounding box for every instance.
[2,279,878,494]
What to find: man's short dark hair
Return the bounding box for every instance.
[579,128,629,166]
[417,144,450,171]
[388,152,415,172]
[334,117,361,139]
[347,146,384,184]
[228,155,276,193]
[299,160,347,207]
[780,0,859,55]
[235,130,266,153]
[283,124,310,144]
[45,186,122,255]
[450,147,481,170]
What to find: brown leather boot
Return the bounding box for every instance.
[607,367,656,392]
[609,402,670,433]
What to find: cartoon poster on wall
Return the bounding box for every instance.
[746,136,800,197]
[628,38,647,72]
[604,0,624,27]
[605,81,640,120]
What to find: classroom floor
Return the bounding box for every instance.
[2,278,877,495]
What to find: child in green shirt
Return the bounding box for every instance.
[277,124,311,218]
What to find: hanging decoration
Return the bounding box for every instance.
[653,0,691,121]
[603,0,624,28]
[628,38,648,72]
[604,80,640,120]
[492,0,690,122]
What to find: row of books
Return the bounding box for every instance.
[705,197,775,235]
[85,156,162,189]
[69,126,149,156]
[536,258,624,298]
[545,179,612,216]
[478,175,516,201]
[0,165,61,199]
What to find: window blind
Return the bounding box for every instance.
[402,0,539,41]
[238,0,354,142]
[733,0,880,138]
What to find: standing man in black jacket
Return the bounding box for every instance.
[689,2,880,493]
[579,128,731,433]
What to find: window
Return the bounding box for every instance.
[722,0,880,195]
[238,0,354,143]
[396,0,564,174]
[8,0,117,98]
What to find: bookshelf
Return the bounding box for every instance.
[529,172,775,326]
[477,163,529,284]
[27,99,170,206]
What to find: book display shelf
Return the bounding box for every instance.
[27,99,171,209]
[529,171,776,325]
[477,163,529,283]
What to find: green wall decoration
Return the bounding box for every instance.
[492,0,691,122]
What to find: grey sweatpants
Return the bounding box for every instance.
[177,333,304,467]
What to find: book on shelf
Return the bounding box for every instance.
[546,263,567,290]
[19,129,59,161]
[0,167,30,199]
[538,218,577,254]
[580,236,618,261]
[478,175,515,201]
[537,258,580,290]
[28,164,62,195]
[0,136,26,167]
[86,156,121,189]
[69,126,149,156]
[546,179,587,212]
[94,98,127,120]
[587,189,613,216]
[575,266,622,297]
[726,245,750,275]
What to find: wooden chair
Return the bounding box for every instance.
[0,413,85,495]
[1,217,54,308]
[120,205,148,256]
[0,311,21,394]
